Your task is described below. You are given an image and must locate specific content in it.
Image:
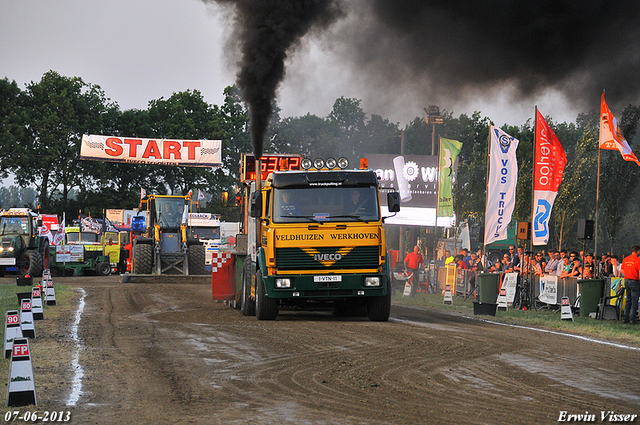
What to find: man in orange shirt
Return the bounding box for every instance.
[404,245,425,297]
[621,245,640,324]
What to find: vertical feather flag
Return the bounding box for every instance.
[532,109,567,246]
[484,126,519,245]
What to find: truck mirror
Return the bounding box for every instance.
[387,192,401,212]
[250,191,262,218]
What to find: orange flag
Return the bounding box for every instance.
[600,92,640,166]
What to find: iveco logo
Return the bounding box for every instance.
[314,253,342,261]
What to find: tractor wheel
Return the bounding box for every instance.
[22,250,43,277]
[241,259,256,316]
[255,269,278,321]
[133,243,153,274]
[188,244,206,275]
[96,262,111,276]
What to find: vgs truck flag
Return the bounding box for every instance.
[532,109,567,246]
[484,126,519,245]
[80,134,222,167]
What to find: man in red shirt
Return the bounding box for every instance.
[404,245,425,297]
[621,245,640,324]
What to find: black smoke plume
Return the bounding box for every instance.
[207,0,342,158]
[338,0,640,114]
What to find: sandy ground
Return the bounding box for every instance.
[2,275,639,424]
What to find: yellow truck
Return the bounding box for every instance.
[238,155,400,321]
[49,226,111,276]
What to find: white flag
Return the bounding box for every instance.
[484,126,519,245]
[53,213,66,245]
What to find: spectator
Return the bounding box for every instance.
[500,253,511,272]
[582,254,595,279]
[444,250,454,266]
[404,245,425,297]
[532,252,545,277]
[559,256,573,278]
[569,257,582,278]
[508,245,518,269]
[455,255,469,270]
[610,255,622,277]
[621,245,640,324]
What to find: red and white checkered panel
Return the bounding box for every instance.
[211,252,233,274]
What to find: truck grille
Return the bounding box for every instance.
[275,246,379,270]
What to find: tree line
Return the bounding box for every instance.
[1,71,639,255]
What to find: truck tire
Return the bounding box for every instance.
[23,250,43,277]
[133,243,153,275]
[255,270,278,320]
[241,260,256,316]
[367,290,391,322]
[96,262,111,276]
[188,244,206,275]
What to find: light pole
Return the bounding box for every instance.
[424,106,443,267]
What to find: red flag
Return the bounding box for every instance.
[600,92,640,166]
[532,109,567,245]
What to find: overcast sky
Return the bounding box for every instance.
[1,0,598,137]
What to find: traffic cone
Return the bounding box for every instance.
[4,310,22,359]
[6,338,37,407]
[31,287,44,321]
[497,288,508,312]
[560,296,574,321]
[443,284,453,305]
[20,300,36,339]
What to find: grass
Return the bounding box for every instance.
[392,291,640,347]
[0,277,76,404]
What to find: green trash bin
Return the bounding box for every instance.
[477,273,500,304]
[578,279,605,317]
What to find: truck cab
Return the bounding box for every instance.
[241,159,400,321]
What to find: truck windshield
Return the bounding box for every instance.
[273,187,380,223]
[190,227,220,240]
[1,217,28,235]
[156,199,185,229]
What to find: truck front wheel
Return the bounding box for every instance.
[241,260,256,316]
[255,270,278,320]
[367,290,391,322]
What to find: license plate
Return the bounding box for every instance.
[0,258,16,265]
[314,275,342,283]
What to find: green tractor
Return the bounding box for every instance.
[132,194,206,275]
[0,208,49,277]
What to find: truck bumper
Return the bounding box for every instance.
[264,273,388,299]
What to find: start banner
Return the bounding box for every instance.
[80,134,222,167]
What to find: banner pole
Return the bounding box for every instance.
[530,107,537,252]
[594,147,601,256]
[482,125,492,265]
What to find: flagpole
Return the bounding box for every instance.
[482,124,492,265]
[530,106,537,254]
[434,136,441,263]
[595,146,601,256]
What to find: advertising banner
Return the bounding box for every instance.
[438,138,463,217]
[80,134,222,167]
[484,126,519,245]
[532,110,567,245]
[367,154,454,227]
[539,275,558,305]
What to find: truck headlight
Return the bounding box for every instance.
[275,278,292,288]
[364,276,381,287]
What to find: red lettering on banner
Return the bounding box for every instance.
[183,141,200,160]
[142,140,162,159]
[163,141,182,160]
[124,139,143,157]
[105,138,124,156]
[13,344,29,357]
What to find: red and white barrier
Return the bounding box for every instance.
[6,338,37,406]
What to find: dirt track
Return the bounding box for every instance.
[4,276,640,424]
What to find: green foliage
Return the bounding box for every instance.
[1,70,640,254]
